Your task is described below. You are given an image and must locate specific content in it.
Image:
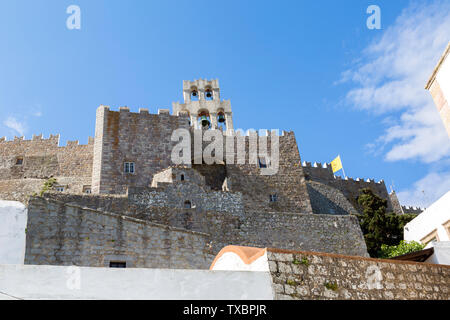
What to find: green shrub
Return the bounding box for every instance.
[39,178,57,196]
[379,240,425,259]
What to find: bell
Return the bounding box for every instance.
[218,114,225,123]
[206,91,212,98]
[192,91,197,97]
[200,115,210,127]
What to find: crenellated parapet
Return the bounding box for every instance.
[401,205,424,215]
[0,134,60,146]
[302,160,392,214]
[0,133,94,148]
[301,161,385,185]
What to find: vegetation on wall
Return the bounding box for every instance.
[356,188,417,258]
[39,178,57,196]
[379,240,425,259]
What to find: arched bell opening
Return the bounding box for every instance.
[217,111,226,131]
[197,110,211,129]
[205,87,213,101]
[190,87,199,101]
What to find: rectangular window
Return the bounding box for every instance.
[124,162,135,174]
[270,194,278,202]
[420,229,439,245]
[258,157,268,168]
[109,261,126,268]
[55,186,65,192]
[16,157,23,165]
[443,220,450,238]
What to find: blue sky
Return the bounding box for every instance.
[0,0,449,208]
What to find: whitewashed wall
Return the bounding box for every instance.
[0,201,27,264]
[404,191,450,243]
[425,241,450,265]
[0,265,274,300]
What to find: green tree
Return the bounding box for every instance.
[379,240,425,259]
[356,188,417,257]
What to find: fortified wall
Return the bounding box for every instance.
[24,197,214,269]
[24,194,369,269]
[302,161,397,214]
[0,78,422,271]
[0,134,94,203]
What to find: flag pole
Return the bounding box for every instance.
[340,154,347,179]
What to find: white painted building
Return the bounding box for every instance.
[0,200,27,265]
[426,42,450,137]
[0,264,274,300]
[404,191,450,245]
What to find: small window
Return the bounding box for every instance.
[259,157,269,168]
[180,174,185,181]
[16,157,23,165]
[184,200,191,208]
[109,261,126,268]
[443,220,450,238]
[124,162,135,174]
[269,194,278,202]
[55,186,65,192]
[83,186,92,194]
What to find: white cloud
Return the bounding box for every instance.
[341,1,450,163]
[3,117,26,136]
[340,1,450,207]
[397,170,450,208]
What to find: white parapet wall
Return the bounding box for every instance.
[0,264,274,300]
[404,191,450,244]
[0,200,27,265]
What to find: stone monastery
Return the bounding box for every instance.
[0,79,422,269]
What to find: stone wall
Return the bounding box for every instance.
[240,211,368,257]
[91,106,312,214]
[306,181,359,215]
[0,135,94,202]
[24,197,214,269]
[91,106,191,194]
[32,190,369,262]
[302,162,395,214]
[268,248,450,300]
[223,131,313,214]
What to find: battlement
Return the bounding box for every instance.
[98,105,189,118]
[401,205,424,215]
[301,161,384,185]
[0,133,94,148]
[224,129,290,137]
[183,78,219,91]
[0,134,60,145]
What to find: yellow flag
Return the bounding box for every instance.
[330,155,343,173]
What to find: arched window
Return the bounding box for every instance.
[184,200,191,208]
[191,87,199,101]
[198,111,211,129]
[180,174,185,181]
[205,87,213,100]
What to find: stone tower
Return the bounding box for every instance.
[172,79,234,131]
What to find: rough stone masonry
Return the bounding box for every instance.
[0,79,423,269]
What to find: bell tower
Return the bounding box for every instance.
[172,79,234,131]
